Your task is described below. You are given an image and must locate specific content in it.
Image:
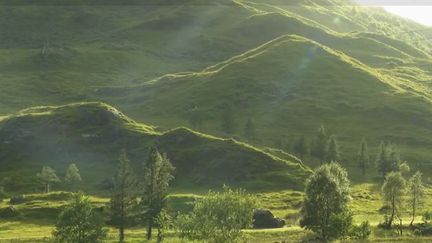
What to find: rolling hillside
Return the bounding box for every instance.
[1,0,432,178]
[0,102,310,192]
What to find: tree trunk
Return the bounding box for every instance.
[362,165,365,176]
[46,183,50,193]
[147,220,152,240]
[410,193,416,226]
[388,195,395,227]
[119,227,124,242]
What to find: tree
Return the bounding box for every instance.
[177,186,256,243]
[109,151,135,243]
[292,135,309,160]
[311,126,327,165]
[221,106,235,135]
[300,162,352,240]
[376,142,400,178]
[325,135,341,163]
[408,171,424,226]
[243,118,256,142]
[357,138,370,176]
[140,147,175,240]
[37,166,60,193]
[381,172,406,227]
[64,164,82,192]
[53,193,107,243]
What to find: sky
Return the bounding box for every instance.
[356,1,432,26]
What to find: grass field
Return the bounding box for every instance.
[0,183,431,242]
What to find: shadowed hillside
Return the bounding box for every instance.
[0,102,310,192]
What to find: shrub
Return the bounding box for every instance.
[9,194,26,204]
[177,186,256,243]
[0,206,20,218]
[350,221,372,240]
[53,193,107,243]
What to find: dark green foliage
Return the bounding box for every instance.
[381,172,406,227]
[221,106,236,135]
[109,151,135,243]
[9,194,26,204]
[357,138,370,176]
[177,186,256,243]
[243,118,256,142]
[311,126,327,164]
[300,162,351,240]
[0,206,20,218]
[0,186,8,202]
[139,147,175,240]
[37,166,60,193]
[64,163,82,192]
[325,135,341,163]
[376,142,400,178]
[53,193,107,243]
[350,221,371,240]
[292,136,308,160]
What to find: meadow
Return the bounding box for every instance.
[1,182,432,242]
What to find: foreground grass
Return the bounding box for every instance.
[1,183,432,242]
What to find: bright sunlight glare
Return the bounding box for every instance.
[382,6,432,26]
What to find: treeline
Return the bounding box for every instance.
[44,146,257,243]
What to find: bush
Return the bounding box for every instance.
[0,186,8,202]
[9,194,26,204]
[0,206,20,218]
[413,223,432,236]
[423,211,432,223]
[177,186,256,243]
[350,221,371,240]
[53,193,107,243]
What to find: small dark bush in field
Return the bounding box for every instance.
[97,178,114,191]
[413,223,432,236]
[0,206,20,218]
[253,208,285,229]
[9,194,26,204]
[423,211,432,223]
[350,221,371,240]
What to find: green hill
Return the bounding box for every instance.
[0,102,310,192]
[1,0,432,180]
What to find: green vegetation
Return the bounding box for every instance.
[139,146,175,240]
[177,186,257,243]
[1,0,432,242]
[53,193,107,243]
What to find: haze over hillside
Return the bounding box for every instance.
[1,0,432,178]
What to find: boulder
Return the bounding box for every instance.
[253,208,285,229]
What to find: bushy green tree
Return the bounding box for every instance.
[177,186,256,243]
[221,106,235,135]
[53,193,107,243]
[381,172,406,227]
[37,166,60,193]
[292,135,308,160]
[357,138,370,176]
[140,147,175,240]
[408,171,424,226]
[311,126,327,164]
[64,163,82,192]
[300,162,352,240]
[326,135,341,163]
[243,118,256,142]
[376,142,400,178]
[109,151,135,243]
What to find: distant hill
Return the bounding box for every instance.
[0,102,310,192]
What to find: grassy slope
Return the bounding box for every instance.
[0,102,310,192]
[99,34,432,181]
[1,0,432,182]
